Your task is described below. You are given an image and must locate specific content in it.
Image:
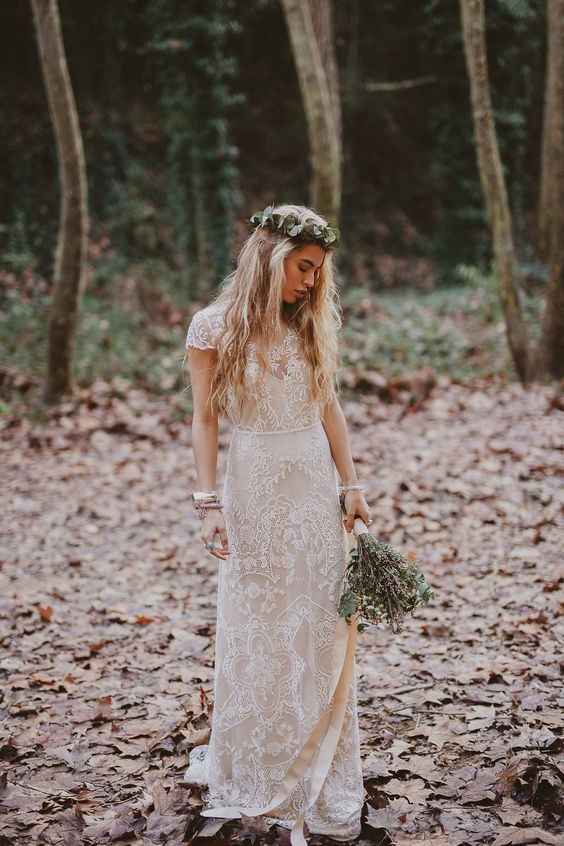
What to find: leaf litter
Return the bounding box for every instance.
[0,375,562,845]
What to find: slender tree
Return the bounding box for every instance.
[310,0,342,146]
[459,0,530,383]
[460,0,564,383]
[537,0,564,379]
[31,0,89,403]
[538,0,562,261]
[280,0,342,223]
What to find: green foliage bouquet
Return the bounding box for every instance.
[338,496,435,634]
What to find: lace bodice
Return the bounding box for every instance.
[185,303,323,433]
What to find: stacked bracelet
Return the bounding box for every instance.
[338,483,365,493]
[192,490,224,520]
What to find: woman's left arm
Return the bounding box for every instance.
[321,397,371,532]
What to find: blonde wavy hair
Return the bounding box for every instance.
[183,203,343,419]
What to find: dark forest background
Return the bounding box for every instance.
[0,0,557,404]
[1,0,546,287]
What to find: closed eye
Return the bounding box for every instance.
[300,259,322,273]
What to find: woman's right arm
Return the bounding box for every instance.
[187,345,220,491]
[186,345,229,559]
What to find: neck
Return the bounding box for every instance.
[281,300,299,325]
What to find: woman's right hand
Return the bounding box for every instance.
[201,510,230,560]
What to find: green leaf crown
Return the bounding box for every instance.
[249,205,340,249]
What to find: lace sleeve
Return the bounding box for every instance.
[185,309,219,350]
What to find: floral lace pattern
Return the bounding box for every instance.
[185,303,365,839]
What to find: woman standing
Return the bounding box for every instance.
[183,204,372,845]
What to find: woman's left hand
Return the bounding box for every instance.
[342,490,372,533]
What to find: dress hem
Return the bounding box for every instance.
[199,607,360,846]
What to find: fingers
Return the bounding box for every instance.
[344,509,372,533]
[361,509,373,526]
[214,548,229,560]
[212,528,229,559]
[202,526,230,559]
[218,527,229,555]
[207,542,228,560]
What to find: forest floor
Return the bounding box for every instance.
[1,376,563,846]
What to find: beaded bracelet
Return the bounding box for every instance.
[194,501,224,520]
[192,490,223,521]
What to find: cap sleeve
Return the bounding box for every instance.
[185,307,222,350]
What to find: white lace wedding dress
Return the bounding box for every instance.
[184,301,365,845]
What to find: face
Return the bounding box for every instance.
[282,243,326,305]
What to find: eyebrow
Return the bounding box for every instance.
[299,258,322,269]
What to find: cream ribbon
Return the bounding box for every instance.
[200,528,359,845]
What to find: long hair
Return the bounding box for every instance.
[184,203,342,419]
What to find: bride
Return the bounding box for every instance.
[183,203,372,844]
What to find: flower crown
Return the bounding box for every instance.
[249,205,340,249]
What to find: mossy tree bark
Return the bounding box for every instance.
[538,0,563,262]
[310,0,342,147]
[280,0,342,225]
[536,0,564,379]
[31,0,89,403]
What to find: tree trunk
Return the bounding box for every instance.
[31,0,89,404]
[280,0,341,223]
[537,0,563,262]
[310,0,342,146]
[536,0,564,379]
[459,0,530,384]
